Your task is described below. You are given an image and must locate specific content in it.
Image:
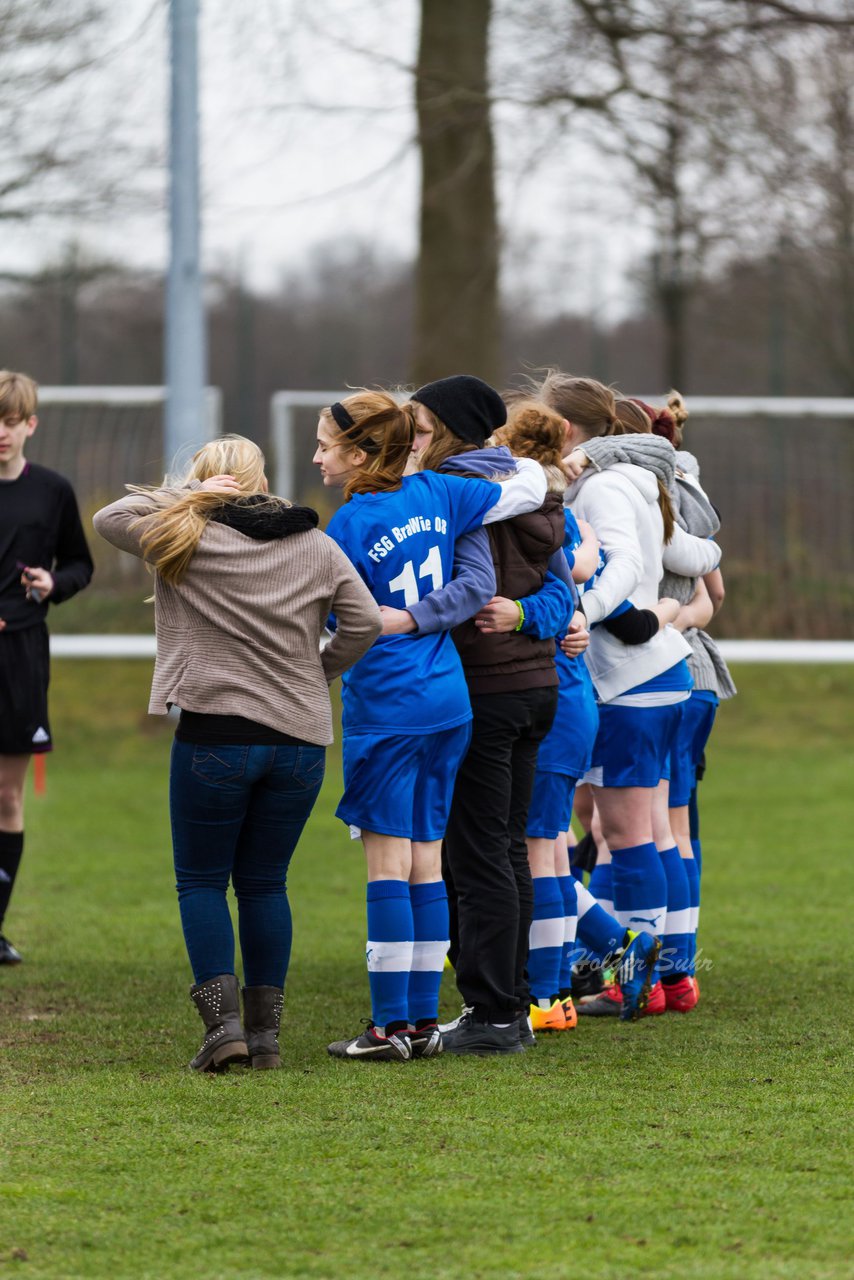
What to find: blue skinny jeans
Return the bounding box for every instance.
[169,740,325,987]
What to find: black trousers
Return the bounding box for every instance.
[443,685,558,1022]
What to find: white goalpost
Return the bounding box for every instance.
[37,388,853,661]
[270,391,854,500]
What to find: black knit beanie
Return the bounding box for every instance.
[412,374,507,447]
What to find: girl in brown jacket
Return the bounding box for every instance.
[94,435,381,1072]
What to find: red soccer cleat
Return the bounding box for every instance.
[641,981,666,1016]
[663,976,699,1012]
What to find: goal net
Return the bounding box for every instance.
[29,387,221,638]
[271,391,854,649]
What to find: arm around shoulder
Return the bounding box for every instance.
[663,524,721,578]
[482,458,547,523]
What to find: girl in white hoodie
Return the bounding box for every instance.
[534,374,721,1009]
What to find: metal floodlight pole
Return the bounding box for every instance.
[165,0,206,471]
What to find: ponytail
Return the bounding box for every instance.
[657,480,676,544]
[320,391,416,501]
[665,390,688,447]
[135,490,233,585]
[615,398,651,434]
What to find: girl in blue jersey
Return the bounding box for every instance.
[313,388,548,1061]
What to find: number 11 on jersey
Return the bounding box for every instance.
[388,545,444,607]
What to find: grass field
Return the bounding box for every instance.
[1,662,852,1280]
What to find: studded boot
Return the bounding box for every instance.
[188,974,249,1072]
[242,985,284,1069]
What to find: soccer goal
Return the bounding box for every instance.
[29,386,222,657]
[268,390,854,655]
[33,385,223,511]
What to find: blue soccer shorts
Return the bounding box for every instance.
[668,692,719,807]
[526,770,578,840]
[337,722,472,842]
[587,700,685,789]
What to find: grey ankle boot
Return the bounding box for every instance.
[188,974,250,1072]
[242,985,284,1069]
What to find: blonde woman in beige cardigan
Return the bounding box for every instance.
[94,435,381,1072]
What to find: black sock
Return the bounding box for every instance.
[662,974,683,986]
[414,1017,437,1031]
[0,831,24,929]
[384,1020,408,1037]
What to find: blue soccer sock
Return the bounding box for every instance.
[588,862,614,914]
[366,880,413,1032]
[408,880,450,1026]
[610,842,667,940]
[574,878,625,965]
[528,876,565,1005]
[557,874,578,995]
[683,853,700,976]
[691,836,702,881]
[659,846,691,984]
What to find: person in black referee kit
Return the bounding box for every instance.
[0,369,93,964]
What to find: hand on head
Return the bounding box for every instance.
[199,475,243,495]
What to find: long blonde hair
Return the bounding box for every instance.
[131,434,273,585]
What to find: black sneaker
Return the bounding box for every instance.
[439,1004,473,1033]
[517,1010,536,1047]
[409,1024,443,1059]
[442,1011,525,1056]
[571,963,604,1001]
[0,935,22,965]
[575,985,622,1017]
[327,1022,412,1062]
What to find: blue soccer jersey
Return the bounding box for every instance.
[326,470,501,735]
[535,509,598,777]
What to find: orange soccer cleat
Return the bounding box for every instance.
[560,996,579,1030]
[529,999,569,1032]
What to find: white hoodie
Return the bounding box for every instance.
[566,464,722,702]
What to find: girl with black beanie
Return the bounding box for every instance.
[411,374,569,1055]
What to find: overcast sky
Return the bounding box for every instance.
[0,0,649,322]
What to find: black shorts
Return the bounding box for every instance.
[0,624,52,755]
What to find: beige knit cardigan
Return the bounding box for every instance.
[93,490,382,746]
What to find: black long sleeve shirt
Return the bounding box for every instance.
[0,462,94,632]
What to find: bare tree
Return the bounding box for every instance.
[0,0,156,224]
[506,0,854,387]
